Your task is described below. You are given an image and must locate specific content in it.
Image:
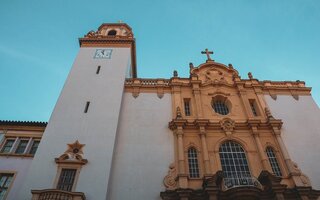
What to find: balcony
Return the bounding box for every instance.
[221,175,263,191]
[31,189,86,200]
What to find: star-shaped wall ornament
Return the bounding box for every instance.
[55,140,88,165]
[65,140,85,155]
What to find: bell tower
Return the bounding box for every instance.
[18,23,136,199]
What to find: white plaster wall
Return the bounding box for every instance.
[265,95,320,189]
[107,93,174,200]
[0,157,32,200]
[18,47,131,199]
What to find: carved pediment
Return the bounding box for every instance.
[191,62,238,85]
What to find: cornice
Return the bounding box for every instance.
[124,78,311,95]
[0,120,47,127]
[167,118,283,132]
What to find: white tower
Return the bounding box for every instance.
[18,23,137,199]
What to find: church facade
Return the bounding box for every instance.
[0,23,319,200]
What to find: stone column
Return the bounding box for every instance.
[237,85,253,118]
[272,127,294,173]
[176,127,186,174]
[250,124,269,170]
[174,124,188,188]
[199,126,211,175]
[191,80,203,118]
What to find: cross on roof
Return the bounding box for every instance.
[201,48,214,61]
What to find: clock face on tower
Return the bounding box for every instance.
[94,49,112,59]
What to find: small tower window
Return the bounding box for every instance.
[249,99,259,116]
[84,101,90,113]
[188,147,200,178]
[266,147,282,177]
[96,66,101,74]
[184,99,191,116]
[107,30,117,36]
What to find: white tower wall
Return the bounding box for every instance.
[265,95,320,190]
[108,93,173,200]
[18,47,132,199]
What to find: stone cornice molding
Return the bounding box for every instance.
[124,78,311,95]
[168,119,188,130]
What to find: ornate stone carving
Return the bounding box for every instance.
[292,94,299,100]
[270,94,277,100]
[265,107,274,119]
[163,163,177,190]
[55,140,87,165]
[203,69,226,84]
[85,30,101,38]
[220,118,235,136]
[288,160,311,186]
[173,70,178,77]
[248,72,253,79]
[176,107,183,119]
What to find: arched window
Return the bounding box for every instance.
[188,147,200,178]
[219,141,252,187]
[266,147,282,177]
[107,30,117,36]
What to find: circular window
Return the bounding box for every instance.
[212,96,230,115]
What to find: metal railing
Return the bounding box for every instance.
[221,174,262,191]
[31,189,86,200]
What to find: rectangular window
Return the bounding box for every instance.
[249,100,258,116]
[0,139,15,153]
[15,140,29,154]
[0,173,14,200]
[184,99,191,116]
[57,169,77,191]
[84,101,90,113]
[29,140,40,155]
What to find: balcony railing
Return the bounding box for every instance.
[31,189,86,200]
[221,175,263,191]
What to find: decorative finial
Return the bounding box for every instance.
[118,20,123,23]
[228,64,234,69]
[265,107,274,119]
[189,62,194,70]
[173,70,178,77]
[248,72,253,79]
[176,107,182,119]
[201,48,214,61]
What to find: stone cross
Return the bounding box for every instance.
[201,48,214,61]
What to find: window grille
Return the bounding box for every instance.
[15,140,29,154]
[29,141,40,155]
[57,169,77,192]
[184,99,191,116]
[266,147,282,177]
[188,148,200,178]
[219,141,252,186]
[0,139,14,153]
[0,173,14,200]
[213,101,229,115]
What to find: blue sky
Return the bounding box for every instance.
[0,0,319,121]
